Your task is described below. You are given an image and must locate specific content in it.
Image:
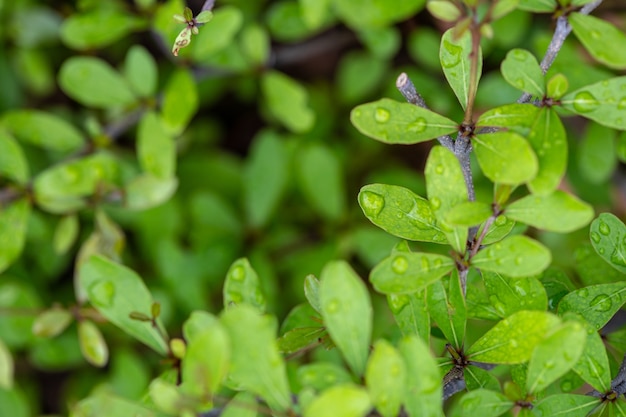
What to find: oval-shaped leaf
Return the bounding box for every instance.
[53,214,80,255]
[298,362,353,392]
[223,258,266,312]
[440,28,482,110]
[124,45,157,98]
[334,0,426,29]
[124,175,178,210]
[527,107,568,195]
[0,131,28,184]
[577,122,617,184]
[466,310,561,364]
[476,103,539,135]
[2,110,84,152]
[483,271,547,318]
[32,308,73,338]
[505,191,594,233]
[191,6,243,57]
[452,389,513,417]
[304,384,371,417]
[533,394,600,417]
[572,324,611,392]
[472,235,551,277]
[160,68,198,135]
[0,199,30,274]
[304,275,322,314]
[428,272,466,349]
[558,282,626,330]
[569,13,626,70]
[351,98,458,144]
[58,56,136,108]
[61,8,143,50]
[366,340,406,417]
[590,213,626,273]
[319,261,372,376]
[444,201,492,227]
[561,76,626,130]
[399,335,443,417]
[262,71,315,133]
[387,290,430,341]
[78,319,109,367]
[473,132,538,185]
[137,111,176,180]
[501,49,545,96]
[370,252,454,294]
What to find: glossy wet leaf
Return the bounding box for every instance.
[569,13,626,70]
[32,307,73,338]
[473,132,538,185]
[505,191,594,233]
[79,255,168,355]
[296,143,346,222]
[351,98,458,144]
[223,258,266,312]
[182,317,230,397]
[571,324,611,392]
[161,68,197,135]
[480,215,516,245]
[547,73,569,100]
[277,326,325,354]
[387,289,430,341]
[220,304,291,412]
[0,339,13,389]
[334,0,426,29]
[440,28,482,110]
[483,271,547,318]
[476,103,539,135]
[428,272,466,349]
[358,183,447,244]
[61,8,144,50]
[425,146,469,253]
[472,235,551,277]
[304,275,321,314]
[304,384,371,417]
[262,71,314,133]
[533,394,599,417]
[319,261,371,376]
[0,131,28,184]
[501,49,544,96]
[444,201,492,227]
[590,213,626,274]
[124,175,178,210]
[298,362,353,391]
[464,366,501,392]
[526,321,587,394]
[0,199,30,274]
[561,76,626,130]
[59,56,136,108]
[370,252,454,294]
[558,282,626,330]
[137,111,176,180]
[451,389,513,417]
[366,340,405,417]
[78,319,109,367]
[1,110,84,152]
[466,310,561,363]
[399,335,443,417]
[123,45,157,98]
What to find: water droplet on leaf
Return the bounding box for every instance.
[359,191,385,217]
[430,197,441,210]
[598,221,611,235]
[230,265,245,281]
[89,280,115,308]
[590,232,601,243]
[388,294,409,314]
[589,294,612,312]
[392,256,409,274]
[325,299,340,314]
[408,118,427,133]
[572,91,600,113]
[375,107,391,123]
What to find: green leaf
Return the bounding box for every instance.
[590,213,626,273]
[351,98,457,144]
[191,6,243,57]
[244,131,289,228]
[319,261,372,376]
[223,258,266,312]
[78,319,109,367]
[370,252,455,294]
[0,199,30,274]
[262,71,315,133]
[296,143,346,222]
[0,131,28,184]
[58,56,136,108]
[60,8,144,50]
[464,366,501,392]
[304,275,322,314]
[366,340,406,417]
[505,191,594,233]
[240,24,270,66]
[0,339,14,389]
[525,321,587,394]
[561,77,626,130]
[298,362,353,391]
[32,307,73,338]
[358,184,447,244]
[124,175,178,210]
[427,271,466,349]
[546,73,569,99]
[571,323,611,392]
[533,394,599,417]
[472,235,551,277]
[444,201,492,227]
[183,311,217,342]
[480,215,516,245]
[501,49,545,96]
[517,0,556,12]
[476,103,539,135]
[0,282,40,349]
[526,107,568,195]
[440,28,482,110]
[492,0,520,19]
[1,110,84,152]
[451,389,513,417]
[277,326,325,354]
[182,317,230,397]
[334,0,426,29]
[124,45,157,98]
[577,122,617,184]
[148,379,181,415]
[79,255,169,355]
[473,132,538,185]
[298,0,332,29]
[483,272,547,318]
[569,13,626,70]
[220,304,291,412]
[337,51,387,105]
[195,10,213,24]
[466,310,561,363]
[557,282,626,330]
[53,214,80,255]
[387,290,430,341]
[71,391,157,417]
[221,392,257,417]
[399,335,443,417]
[357,27,401,60]
[160,68,198,135]
[137,111,176,180]
[304,384,371,417]
[425,146,469,253]
[427,1,461,22]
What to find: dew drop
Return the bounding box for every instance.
[359,191,385,217]
[598,221,611,236]
[495,215,507,226]
[388,294,409,313]
[391,256,409,274]
[230,265,245,281]
[509,339,519,348]
[375,107,391,123]
[590,232,601,243]
[325,299,340,314]
[430,197,441,210]
[435,164,445,174]
[515,78,525,89]
[544,360,555,369]
[420,256,430,271]
[408,118,427,133]
[610,248,626,267]
[618,98,626,110]
[560,380,573,392]
[572,91,600,113]
[441,40,462,68]
[578,288,589,298]
[433,258,443,268]
[591,30,601,39]
[514,256,523,266]
[512,49,527,61]
[228,290,243,303]
[590,294,612,312]
[89,280,115,308]
[390,364,401,376]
